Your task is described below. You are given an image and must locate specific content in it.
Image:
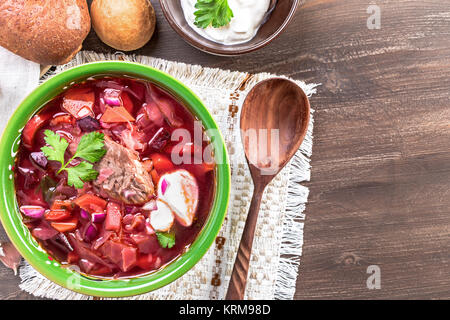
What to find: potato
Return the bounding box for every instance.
[91,0,156,51]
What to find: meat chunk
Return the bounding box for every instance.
[93,136,154,204]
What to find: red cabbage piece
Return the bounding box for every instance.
[32,221,59,240]
[68,233,115,268]
[146,84,183,127]
[57,233,74,252]
[148,127,170,151]
[92,230,113,250]
[79,259,96,273]
[126,81,146,101]
[30,152,48,169]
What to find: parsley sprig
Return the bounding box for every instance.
[194,0,234,29]
[41,130,106,189]
[156,231,176,249]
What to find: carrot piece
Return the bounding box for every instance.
[51,200,73,211]
[150,169,160,185]
[74,194,107,213]
[100,106,135,123]
[51,217,78,233]
[49,114,75,126]
[45,209,71,222]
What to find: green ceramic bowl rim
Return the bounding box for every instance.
[0,61,230,298]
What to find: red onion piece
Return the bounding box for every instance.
[103,88,121,106]
[99,97,107,114]
[161,179,169,195]
[142,200,157,211]
[19,205,45,219]
[80,209,90,220]
[104,98,121,106]
[84,224,98,242]
[91,212,106,223]
[145,218,155,235]
[145,103,164,127]
[57,233,74,252]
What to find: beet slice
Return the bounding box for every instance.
[76,116,100,132]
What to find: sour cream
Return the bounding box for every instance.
[181,0,271,45]
[157,170,199,227]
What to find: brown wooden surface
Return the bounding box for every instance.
[1,0,450,299]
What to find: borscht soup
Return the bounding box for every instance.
[14,76,216,278]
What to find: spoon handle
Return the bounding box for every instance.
[225,184,265,300]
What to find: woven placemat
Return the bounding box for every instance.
[13,51,318,300]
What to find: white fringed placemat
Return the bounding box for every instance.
[7,51,317,300]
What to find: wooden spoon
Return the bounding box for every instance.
[225,78,310,300]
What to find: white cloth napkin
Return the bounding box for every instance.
[0,47,39,243]
[0,46,40,134]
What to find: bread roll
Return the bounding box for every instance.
[0,0,91,65]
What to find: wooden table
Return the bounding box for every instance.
[1,0,450,299]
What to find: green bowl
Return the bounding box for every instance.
[0,61,230,297]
